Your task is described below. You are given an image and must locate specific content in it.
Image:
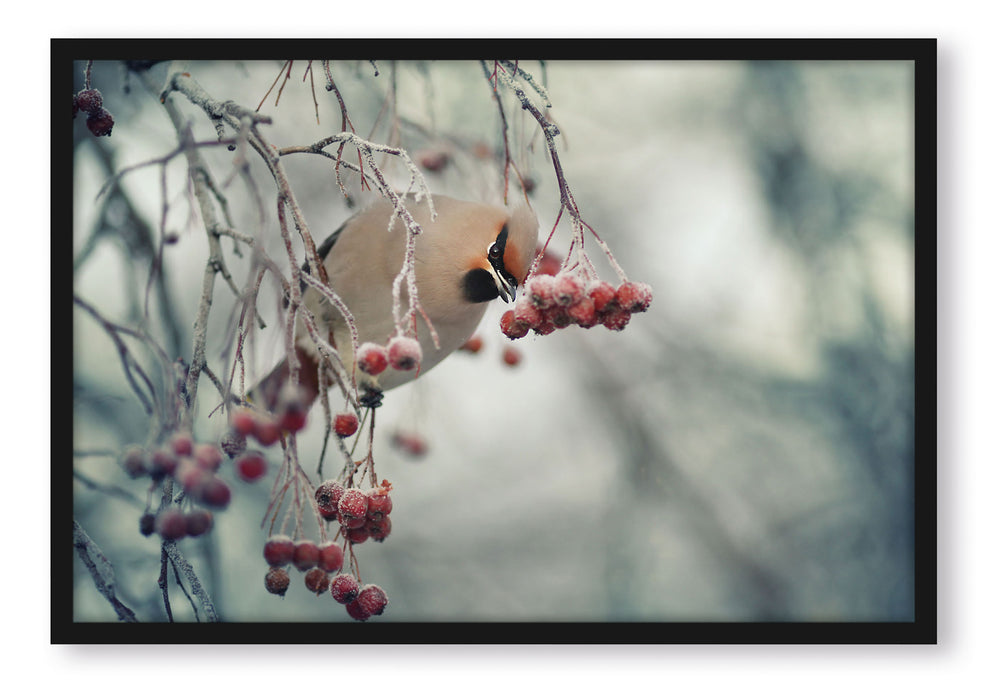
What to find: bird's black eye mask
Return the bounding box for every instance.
[488,224,518,291]
[463,224,518,304]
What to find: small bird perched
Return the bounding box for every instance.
[254,194,539,410]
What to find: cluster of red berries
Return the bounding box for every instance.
[141,507,214,540]
[500,274,653,339]
[120,435,234,508]
[261,533,388,620]
[315,479,394,545]
[230,392,307,449]
[356,336,423,376]
[73,88,114,137]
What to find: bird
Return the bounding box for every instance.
[252,194,540,411]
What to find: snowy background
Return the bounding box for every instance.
[72,58,915,623]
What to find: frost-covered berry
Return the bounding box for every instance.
[155,509,187,540]
[292,540,321,571]
[356,343,389,375]
[366,485,393,520]
[315,480,344,520]
[502,347,523,367]
[252,418,282,447]
[513,298,542,329]
[120,445,147,479]
[552,274,585,307]
[567,296,598,328]
[305,568,330,595]
[184,509,213,537]
[176,458,209,497]
[139,513,155,537]
[193,443,224,472]
[387,336,422,372]
[330,573,359,604]
[547,305,574,330]
[278,391,307,434]
[616,281,653,313]
[75,88,103,112]
[337,488,369,525]
[352,584,388,618]
[500,309,529,340]
[263,535,295,567]
[416,148,450,172]
[368,516,392,542]
[220,429,247,458]
[600,308,632,331]
[588,280,618,313]
[346,599,372,621]
[525,274,556,309]
[149,448,178,479]
[86,109,114,137]
[265,568,290,597]
[200,475,232,509]
[235,451,267,482]
[333,412,359,438]
[171,431,194,456]
[231,409,256,437]
[345,525,370,544]
[318,542,344,573]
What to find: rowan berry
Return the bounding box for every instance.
[231,409,256,436]
[337,488,369,525]
[305,568,330,595]
[500,309,529,340]
[252,418,282,447]
[193,443,224,472]
[235,451,267,482]
[184,509,214,537]
[333,412,359,438]
[552,274,585,307]
[315,480,344,520]
[318,542,344,573]
[366,485,393,520]
[459,335,484,353]
[263,535,295,567]
[265,568,290,597]
[120,445,146,479]
[615,281,653,313]
[75,88,103,112]
[368,516,392,542]
[502,347,523,366]
[171,431,194,456]
[155,509,187,540]
[387,336,422,372]
[356,343,389,375]
[292,540,321,571]
[330,573,359,604]
[86,109,114,137]
[525,274,556,309]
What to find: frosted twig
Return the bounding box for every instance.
[73,520,139,622]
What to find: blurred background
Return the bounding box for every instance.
[72,58,914,623]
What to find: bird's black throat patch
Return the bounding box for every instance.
[462,267,500,303]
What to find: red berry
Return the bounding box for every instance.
[387,336,422,372]
[356,343,389,376]
[184,509,214,537]
[220,429,247,458]
[499,309,529,340]
[344,525,370,544]
[337,488,369,524]
[305,568,330,595]
[120,445,147,479]
[567,296,598,328]
[353,584,388,618]
[330,573,359,604]
[600,307,632,331]
[155,509,187,540]
[615,281,653,313]
[292,540,321,571]
[86,109,114,137]
[176,458,209,496]
[231,409,256,436]
[552,274,585,307]
[368,516,392,542]
[392,431,427,457]
[318,542,344,572]
[366,486,393,520]
[459,335,484,354]
[235,451,267,482]
[315,480,344,520]
[200,475,232,509]
[525,274,556,308]
[194,443,224,471]
[513,298,542,328]
[279,390,307,433]
[265,568,290,597]
[252,418,282,447]
[333,412,359,437]
[502,347,523,367]
[149,448,178,479]
[341,516,366,530]
[139,513,155,537]
[75,88,103,112]
[346,599,372,621]
[588,280,618,313]
[546,304,574,330]
[416,148,450,172]
[263,535,295,567]
[532,317,557,336]
[171,431,194,456]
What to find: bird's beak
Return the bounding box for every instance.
[493,268,517,303]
